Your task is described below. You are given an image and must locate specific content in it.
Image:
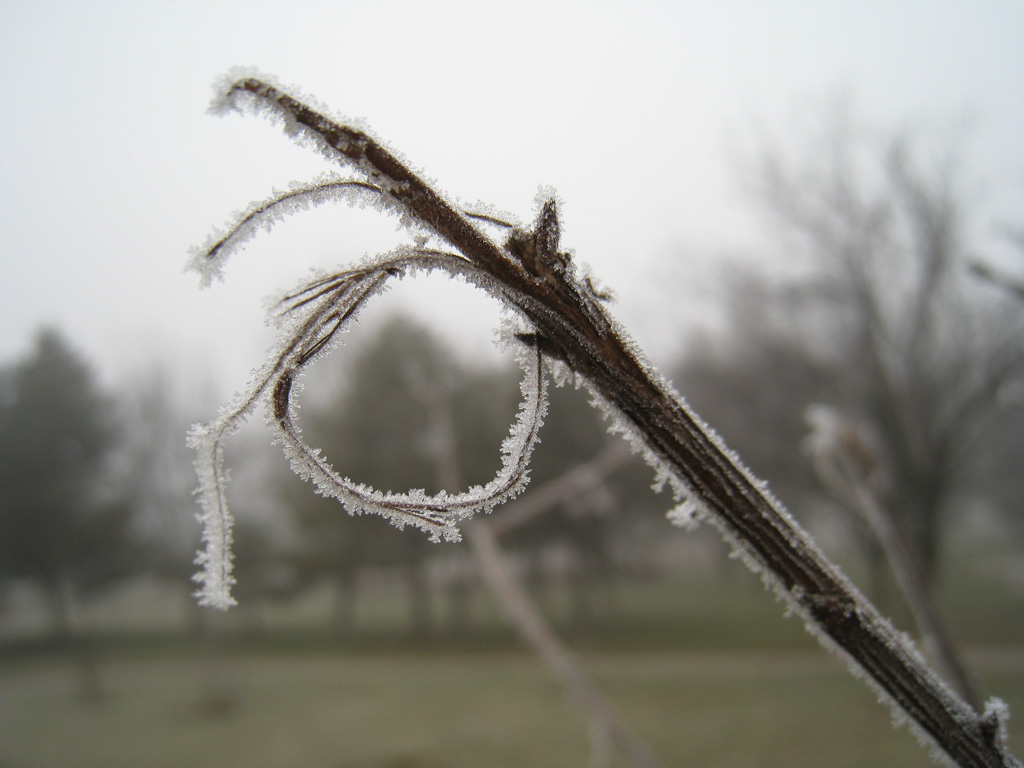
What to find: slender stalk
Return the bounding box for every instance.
[468,520,662,768]
[809,422,982,709]
[489,442,631,536]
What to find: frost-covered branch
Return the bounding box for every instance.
[188,71,1019,768]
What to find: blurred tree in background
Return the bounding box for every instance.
[277,315,661,636]
[688,111,1024,590]
[280,316,513,635]
[0,329,140,641]
[118,368,204,610]
[674,272,839,516]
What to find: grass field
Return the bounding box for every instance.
[2,647,1023,767]
[2,534,1022,766]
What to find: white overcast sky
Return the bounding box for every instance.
[1,0,1022,396]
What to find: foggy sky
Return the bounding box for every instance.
[1,0,1022,396]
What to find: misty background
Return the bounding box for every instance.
[2,2,1024,767]
[2,1,1022,386]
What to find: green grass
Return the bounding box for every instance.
[2,532,1022,766]
[3,648,1023,768]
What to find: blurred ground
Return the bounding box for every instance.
[2,536,1022,768]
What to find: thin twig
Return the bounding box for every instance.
[468,520,662,768]
[489,442,632,536]
[410,349,660,768]
[805,405,981,707]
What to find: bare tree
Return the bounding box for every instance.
[0,329,140,700]
[0,330,138,639]
[672,273,839,516]
[120,369,207,592]
[186,73,1019,768]
[754,120,1024,585]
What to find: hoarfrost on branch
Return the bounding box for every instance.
[185,70,1020,768]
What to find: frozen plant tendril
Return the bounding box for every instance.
[188,247,548,610]
[187,71,1020,768]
